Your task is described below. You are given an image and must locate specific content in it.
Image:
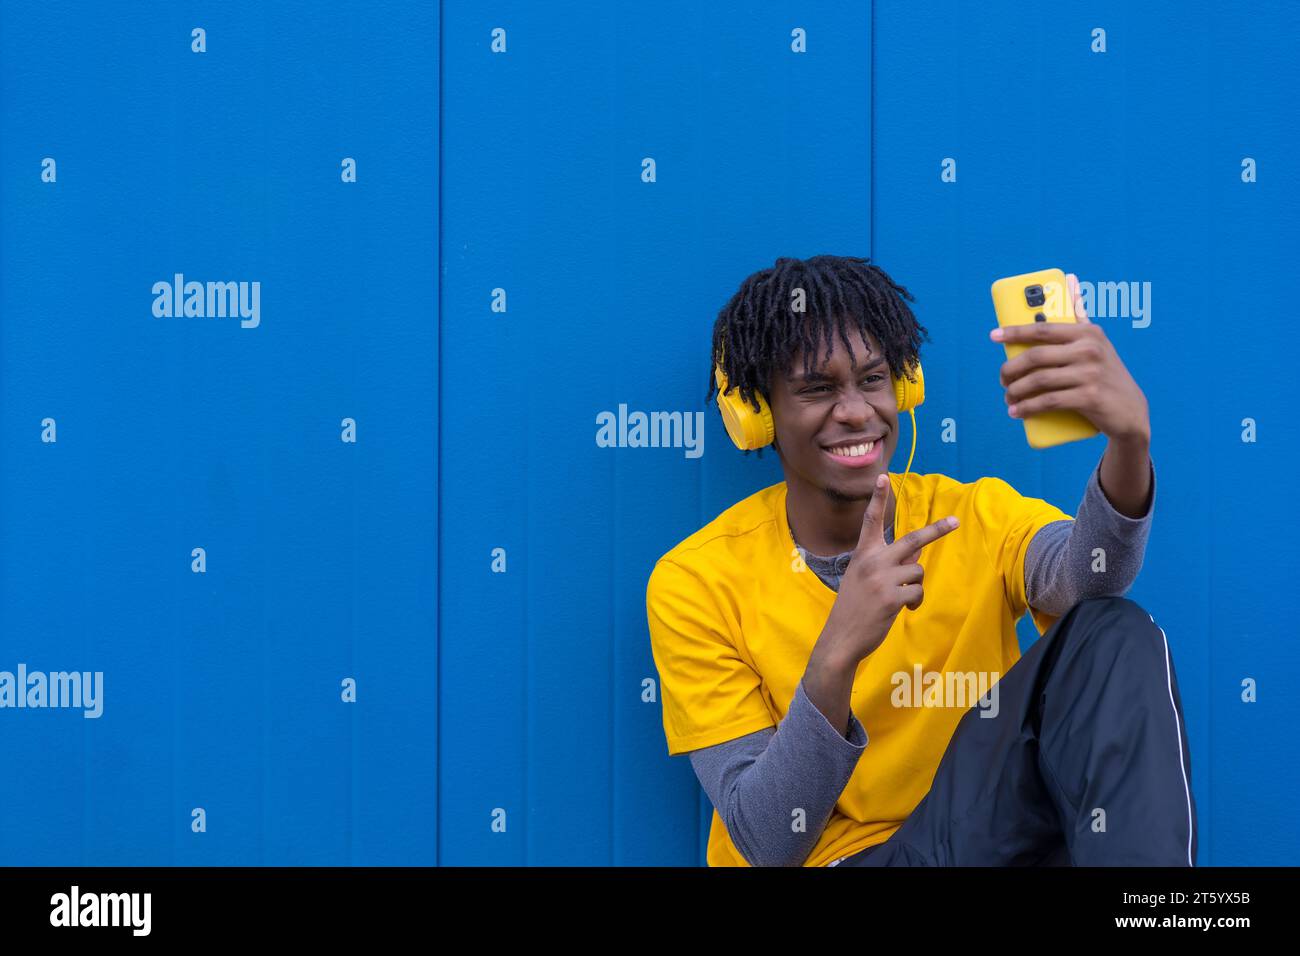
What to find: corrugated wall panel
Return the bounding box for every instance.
[1,0,1294,868]
[0,2,438,864]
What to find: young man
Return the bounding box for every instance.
[645,255,1196,867]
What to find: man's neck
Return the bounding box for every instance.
[785,475,897,557]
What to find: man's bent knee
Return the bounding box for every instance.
[1062,595,1166,663]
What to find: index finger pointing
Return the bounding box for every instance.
[889,515,960,562]
[856,472,891,553]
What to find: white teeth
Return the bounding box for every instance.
[828,441,874,457]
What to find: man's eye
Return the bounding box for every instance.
[805,375,883,394]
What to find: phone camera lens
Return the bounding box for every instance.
[1024,285,1046,307]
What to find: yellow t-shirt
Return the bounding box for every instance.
[645,470,1074,867]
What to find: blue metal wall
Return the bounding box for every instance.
[1,1,1295,866]
[0,2,439,864]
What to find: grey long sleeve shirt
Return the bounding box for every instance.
[686,455,1156,867]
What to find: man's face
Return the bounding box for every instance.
[767,326,898,503]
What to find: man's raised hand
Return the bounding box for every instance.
[823,473,961,663]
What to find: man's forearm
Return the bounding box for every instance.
[688,676,869,866]
[1098,432,1153,519]
[803,636,859,739]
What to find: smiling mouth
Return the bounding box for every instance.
[821,430,886,453]
[822,439,884,467]
[824,438,877,455]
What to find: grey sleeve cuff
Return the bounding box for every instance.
[686,677,868,867]
[799,676,869,749]
[1025,454,1156,616]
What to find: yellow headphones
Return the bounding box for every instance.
[713,354,925,539]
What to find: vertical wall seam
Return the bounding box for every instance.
[435,0,444,869]
[611,436,616,865]
[870,0,875,259]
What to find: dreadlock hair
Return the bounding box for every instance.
[706,254,932,458]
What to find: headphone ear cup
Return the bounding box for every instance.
[894,361,925,413]
[715,364,775,450]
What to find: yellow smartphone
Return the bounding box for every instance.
[990,268,1099,449]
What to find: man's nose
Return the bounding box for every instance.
[833,389,876,421]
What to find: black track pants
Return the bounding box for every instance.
[835,596,1198,867]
